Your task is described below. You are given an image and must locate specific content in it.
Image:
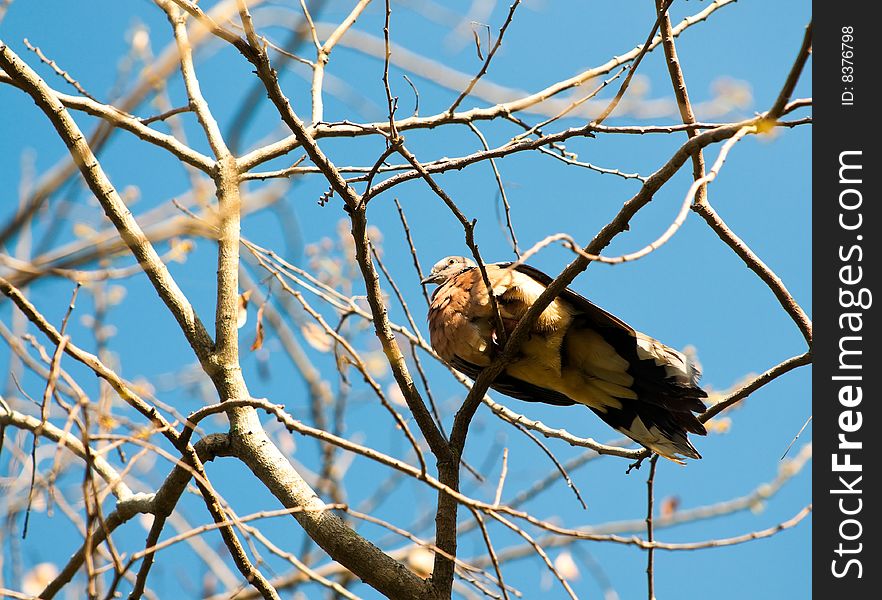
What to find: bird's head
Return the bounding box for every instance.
[421,255,476,285]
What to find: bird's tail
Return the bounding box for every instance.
[590,402,706,464]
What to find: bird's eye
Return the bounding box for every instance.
[447,258,455,265]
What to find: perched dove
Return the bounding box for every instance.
[423,256,708,463]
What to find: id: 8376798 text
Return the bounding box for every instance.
[841,26,854,106]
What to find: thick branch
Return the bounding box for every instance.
[0,41,215,360]
[41,434,229,599]
[237,0,739,170]
[0,404,132,500]
[0,72,214,172]
[655,0,707,204]
[349,208,451,460]
[228,408,435,600]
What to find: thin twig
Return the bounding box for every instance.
[781,416,812,460]
[393,198,431,306]
[511,422,587,510]
[646,455,659,600]
[655,0,708,205]
[512,66,627,141]
[23,38,98,101]
[469,508,510,600]
[448,0,523,113]
[592,0,673,126]
[493,448,509,506]
[139,105,192,125]
[467,122,520,256]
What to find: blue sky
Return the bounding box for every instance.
[1,1,811,598]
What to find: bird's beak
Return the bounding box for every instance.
[421,273,442,285]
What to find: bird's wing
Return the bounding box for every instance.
[506,266,707,460]
[506,263,708,460]
[450,355,576,407]
[430,265,576,406]
[508,263,707,405]
[431,261,708,461]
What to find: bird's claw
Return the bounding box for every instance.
[625,456,647,474]
[490,330,505,356]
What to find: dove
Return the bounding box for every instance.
[423,256,708,463]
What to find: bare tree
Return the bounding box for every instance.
[0,1,811,599]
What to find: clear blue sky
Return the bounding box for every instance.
[1,1,811,598]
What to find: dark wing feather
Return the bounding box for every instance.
[590,404,703,458]
[450,355,576,407]
[505,263,636,331]
[507,263,708,417]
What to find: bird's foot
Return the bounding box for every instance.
[625,456,647,474]
[489,330,505,357]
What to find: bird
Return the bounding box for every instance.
[422,255,708,464]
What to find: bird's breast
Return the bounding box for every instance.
[427,268,577,373]
[428,298,492,366]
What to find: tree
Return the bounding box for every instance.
[0,1,812,598]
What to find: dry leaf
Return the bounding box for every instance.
[22,563,59,596]
[98,414,118,431]
[122,185,141,205]
[472,28,484,60]
[97,324,117,340]
[387,383,407,407]
[364,351,389,379]
[336,352,351,381]
[28,491,47,513]
[712,76,753,109]
[139,513,155,531]
[169,238,195,263]
[278,431,296,455]
[237,290,253,329]
[251,302,266,351]
[130,27,150,53]
[135,426,154,440]
[106,285,127,306]
[705,417,732,434]
[301,322,332,353]
[407,547,435,578]
[130,377,155,396]
[554,551,580,581]
[779,458,799,478]
[72,222,97,239]
[366,224,384,245]
[660,496,681,518]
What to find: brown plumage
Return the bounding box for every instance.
[422,256,708,464]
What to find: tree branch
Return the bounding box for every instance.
[0,41,215,360]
